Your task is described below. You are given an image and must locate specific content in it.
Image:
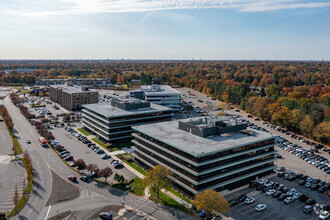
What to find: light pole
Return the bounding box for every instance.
[122,192,128,208]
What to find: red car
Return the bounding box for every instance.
[68,176,77,182]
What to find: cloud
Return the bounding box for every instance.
[2,0,330,16]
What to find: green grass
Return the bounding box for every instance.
[121,159,146,175]
[166,188,192,204]
[129,177,145,196]
[92,138,106,148]
[77,128,90,136]
[149,189,192,215]
[110,147,119,151]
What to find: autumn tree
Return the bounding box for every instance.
[143,165,172,199]
[313,121,330,145]
[74,159,86,170]
[300,115,315,138]
[12,143,18,158]
[265,84,281,100]
[194,189,230,215]
[13,185,19,211]
[86,164,99,175]
[98,167,112,183]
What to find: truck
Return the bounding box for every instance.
[39,137,48,147]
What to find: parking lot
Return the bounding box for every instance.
[223,171,329,220]
[50,123,136,180]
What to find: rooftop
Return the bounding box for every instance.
[133,117,274,157]
[82,100,171,118]
[132,85,181,95]
[50,85,97,94]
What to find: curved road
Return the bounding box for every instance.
[5,96,192,220]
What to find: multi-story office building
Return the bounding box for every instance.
[130,85,181,110]
[36,78,112,88]
[132,116,276,196]
[82,98,172,144]
[50,84,98,110]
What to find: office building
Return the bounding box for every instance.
[130,85,181,110]
[82,98,172,144]
[132,116,275,196]
[50,84,98,110]
[36,78,112,88]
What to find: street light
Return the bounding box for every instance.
[122,192,128,208]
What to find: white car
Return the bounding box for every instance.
[265,189,276,196]
[293,193,302,200]
[26,139,31,144]
[284,197,295,204]
[255,204,267,212]
[258,179,268,185]
[319,211,329,220]
[244,197,255,205]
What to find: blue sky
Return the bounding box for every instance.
[0,0,329,60]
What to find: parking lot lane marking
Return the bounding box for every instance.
[258,212,278,220]
[28,208,33,214]
[44,205,51,220]
[136,201,151,210]
[59,167,63,170]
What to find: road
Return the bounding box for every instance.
[4,96,52,220]
[4,96,193,220]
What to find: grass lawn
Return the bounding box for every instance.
[121,159,146,175]
[92,138,106,148]
[129,177,145,196]
[149,189,193,215]
[167,188,192,204]
[77,128,90,136]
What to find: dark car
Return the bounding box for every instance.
[229,200,239,207]
[318,187,325,193]
[299,180,306,186]
[282,187,289,193]
[238,194,247,202]
[311,184,320,190]
[68,176,77,182]
[80,175,88,182]
[305,199,316,205]
[278,194,288,201]
[99,212,112,220]
[300,195,309,202]
[277,172,285,177]
[272,191,282,198]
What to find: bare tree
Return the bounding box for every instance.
[98,167,113,184]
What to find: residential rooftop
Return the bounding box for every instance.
[82,99,172,118]
[133,117,274,157]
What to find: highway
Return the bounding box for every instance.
[4,96,192,220]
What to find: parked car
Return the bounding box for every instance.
[305,199,316,205]
[284,197,295,204]
[319,211,329,220]
[244,197,255,205]
[80,175,88,182]
[303,205,314,214]
[255,204,267,212]
[68,176,77,182]
[99,212,112,220]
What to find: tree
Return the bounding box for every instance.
[300,114,314,138]
[313,121,330,145]
[74,159,86,170]
[23,150,31,166]
[194,189,230,216]
[86,164,99,175]
[143,165,172,199]
[265,84,281,100]
[12,143,18,158]
[202,104,214,116]
[13,185,19,210]
[98,167,112,183]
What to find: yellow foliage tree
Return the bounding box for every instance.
[143,165,172,199]
[194,189,230,215]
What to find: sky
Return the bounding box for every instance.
[0,0,330,60]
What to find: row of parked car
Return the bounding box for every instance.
[66,127,123,168]
[276,167,330,195]
[50,139,74,162]
[250,178,330,218]
[276,137,330,174]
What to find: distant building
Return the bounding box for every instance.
[130,85,181,110]
[82,98,172,144]
[5,68,37,74]
[132,116,275,196]
[50,84,98,110]
[36,78,112,88]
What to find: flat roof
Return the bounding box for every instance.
[132,85,181,95]
[82,102,171,118]
[50,85,97,94]
[133,118,274,157]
